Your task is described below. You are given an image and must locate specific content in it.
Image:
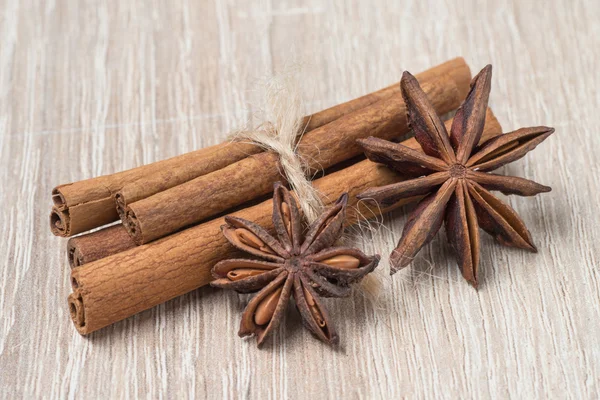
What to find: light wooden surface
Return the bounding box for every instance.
[1,0,599,398]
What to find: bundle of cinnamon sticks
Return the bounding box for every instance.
[53,58,503,334]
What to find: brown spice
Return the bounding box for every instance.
[212,183,379,346]
[68,110,501,335]
[357,65,554,287]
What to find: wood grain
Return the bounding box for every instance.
[1,0,599,398]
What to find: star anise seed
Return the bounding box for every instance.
[357,65,554,287]
[212,182,380,346]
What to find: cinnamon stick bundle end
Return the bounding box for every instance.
[66,224,136,268]
[50,207,69,237]
[68,290,87,335]
[67,240,82,268]
[50,185,118,237]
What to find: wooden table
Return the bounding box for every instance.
[1,0,598,398]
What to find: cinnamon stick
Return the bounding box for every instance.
[67,225,135,268]
[123,67,472,244]
[69,110,500,335]
[52,58,470,237]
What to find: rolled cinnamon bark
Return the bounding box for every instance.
[123,68,471,244]
[116,58,470,218]
[52,57,470,237]
[69,110,500,335]
[67,225,135,268]
[51,141,261,237]
[68,290,85,329]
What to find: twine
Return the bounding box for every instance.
[230,71,324,223]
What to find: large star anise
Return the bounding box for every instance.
[356,65,554,287]
[211,183,379,346]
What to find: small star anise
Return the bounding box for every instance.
[212,182,380,346]
[356,65,554,287]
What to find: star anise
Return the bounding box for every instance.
[211,182,379,346]
[356,65,554,287]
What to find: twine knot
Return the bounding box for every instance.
[230,72,323,223]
